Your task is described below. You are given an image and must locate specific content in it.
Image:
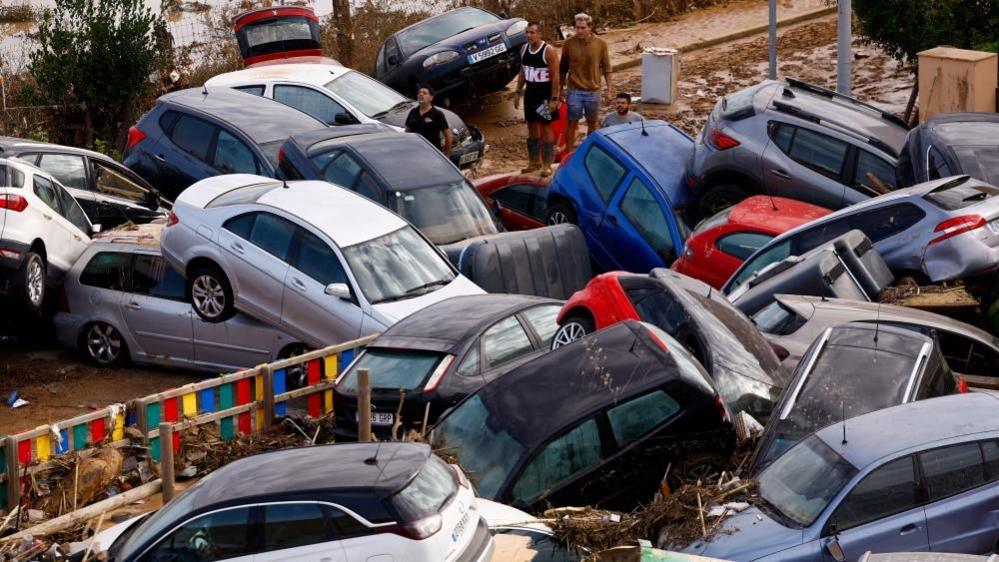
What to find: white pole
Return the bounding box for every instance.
[837,0,852,95]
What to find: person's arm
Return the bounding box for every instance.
[443,126,453,157]
[546,45,560,111]
[559,42,570,99]
[514,45,527,109]
[601,41,613,103]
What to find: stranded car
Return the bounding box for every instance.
[684,393,999,562]
[374,7,528,103]
[432,320,735,512]
[545,120,696,273]
[552,268,786,420]
[671,195,831,289]
[473,173,549,231]
[899,112,999,186]
[97,442,495,562]
[159,175,483,347]
[232,6,339,67]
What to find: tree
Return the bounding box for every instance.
[28,0,169,150]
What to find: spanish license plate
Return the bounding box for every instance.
[451,511,470,543]
[357,412,394,426]
[459,151,479,165]
[468,42,507,64]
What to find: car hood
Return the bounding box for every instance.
[378,103,468,137]
[413,19,517,54]
[371,274,484,324]
[683,507,803,561]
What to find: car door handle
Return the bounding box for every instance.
[125,302,142,310]
[229,242,244,255]
[73,234,81,241]
[899,523,918,535]
[770,169,791,180]
[291,277,307,291]
[154,154,166,162]
[42,213,53,221]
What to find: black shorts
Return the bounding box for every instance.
[524,89,554,124]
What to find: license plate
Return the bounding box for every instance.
[357,412,394,426]
[468,42,507,64]
[459,151,479,165]
[451,511,470,543]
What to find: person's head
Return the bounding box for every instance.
[573,12,593,39]
[416,84,435,106]
[526,21,542,46]
[615,92,632,115]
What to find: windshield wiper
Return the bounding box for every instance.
[373,100,413,119]
[404,278,452,295]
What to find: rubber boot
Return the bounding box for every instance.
[539,141,554,177]
[521,138,541,173]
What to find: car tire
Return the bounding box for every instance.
[278,344,313,390]
[551,314,594,349]
[670,451,727,489]
[82,322,128,367]
[546,202,577,226]
[698,184,752,218]
[17,251,46,314]
[188,264,235,323]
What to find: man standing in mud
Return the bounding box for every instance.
[514,21,560,176]
[406,85,452,158]
[559,12,613,155]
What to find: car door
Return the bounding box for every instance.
[138,505,255,562]
[272,84,352,126]
[30,174,73,273]
[156,111,222,194]
[91,159,162,221]
[281,226,364,345]
[491,182,547,230]
[576,143,628,264]
[761,123,850,209]
[255,503,348,562]
[920,440,999,554]
[846,149,899,205]
[34,152,102,221]
[218,212,294,325]
[35,175,90,275]
[821,456,928,561]
[377,37,404,88]
[600,175,680,272]
[122,253,195,363]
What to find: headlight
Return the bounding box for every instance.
[506,20,528,36]
[423,51,460,68]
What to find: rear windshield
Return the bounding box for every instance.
[391,454,457,521]
[758,435,857,527]
[337,348,446,392]
[206,182,279,208]
[691,206,732,235]
[720,87,757,121]
[924,177,999,210]
[689,291,782,372]
[752,300,807,336]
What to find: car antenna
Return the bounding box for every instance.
[841,399,848,445]
[638,97,648,136]
[201,84,209,96]
[364,439,383,466]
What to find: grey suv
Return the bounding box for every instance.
[687,79,910,216]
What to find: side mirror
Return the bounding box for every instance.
[324,283,351,300]
[499,10,509,18]
[387,54,399,66]
[825,538,846,562]
[333,112,357,125]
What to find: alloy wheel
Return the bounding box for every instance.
[551,322,588,349]
[548,211,569,225]
[26,258,44,307]
[87,323,122,365]
[192,274,226,319]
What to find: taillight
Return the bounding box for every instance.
[957,376,969,393]
[706,127,740,150]
[58,287,71,313]
[0,194,28,212]
[384,514,443,540]
[422,355,455,394]
[714,394,732,423]
[771,344,790,361]
[126,126,147,149]
[278,147,286,164]
[928,215,986,246]
[166,211,179,227]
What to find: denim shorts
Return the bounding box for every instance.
[566,88,601,121]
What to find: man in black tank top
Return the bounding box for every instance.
[514,22,560,177]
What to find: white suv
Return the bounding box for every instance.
[0,158,94,312]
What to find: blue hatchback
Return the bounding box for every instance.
[684,392,999,561]
[545,121,696,273]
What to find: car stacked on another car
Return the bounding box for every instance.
[232,6,338,68]
[473,173,550,231]
[899,112,999,186]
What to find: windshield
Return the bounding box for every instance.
[259,141,282,169]
[325,71,410,118]
[725,239,791,294]
[116,478,205,558]
[342,225,455,304]
[396,8,499,55]
[337,348,445,392]
[391,455,458,521]
[433,394,525,499]
[386,182,498,245]
[758,435,857,527]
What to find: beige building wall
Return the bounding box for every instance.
[917,47,997,122]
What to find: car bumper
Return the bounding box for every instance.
[456,517,494,562]
[924,234,999,282]
[432,50,521,97]
[53,312,88,351]
[451,126,486,169]
[0,238,29,271]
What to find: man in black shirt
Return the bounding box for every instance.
[405,85,452,157]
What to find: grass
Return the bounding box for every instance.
[0,1,36,23]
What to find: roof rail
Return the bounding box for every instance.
[772,101,900,158]
[785,78,910,130]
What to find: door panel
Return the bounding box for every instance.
[192,316,277,370]
[219,212,293,325]
[599,175,676,272]
[762,123,848,209]
[922,442,999,554]
[123,254,194,361]
[31,175,75,274]
[822,509,928,562]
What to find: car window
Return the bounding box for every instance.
[312,150,380,201]
[607,390,679,447]
[324,70,410,118]
[846,203,926,243]
[771,122,794,153]
[375,43,386,74]
[233,85,264,96]
[33,175,62,213]
[455,345,480,377]
[493,183,545,220]
[936,330,999,378]
[92,160,150,202]
[37,153,87,190]
[727,239,791,293]
[383,38,400,67]
[852,151,897,196]
[790,221,853,254]
[292,229,349,287]
[583,144,626,203]
[781,126,849,181]
[619,177,674,260]
[920,442,986,501]
[627,287,691,338]
[829,456,920,533]
[391,455,458,521]
[1,164,25,188]
[169,115,217,162]
[262,503,331,552]
[54,180,91,233]
[274,85,348,125]
[927,146,953,180]
[208,183,279,209]
[482,316,534,367]
[752,300,807,336]
[983,441,999,481]
[521,304,561,349]
[247,213,296,261]
[223,213,255,239]
[214,130,260,175]
[80,252,131,291]
[132,255,186,301]
[139,506,252,562]
[512,418,603,503]
[716,232,773,260]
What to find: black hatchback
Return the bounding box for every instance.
[431,319,735,513]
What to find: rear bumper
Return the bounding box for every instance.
[451,126,486,170]
[0,238,29,271]
[924,236,999,282]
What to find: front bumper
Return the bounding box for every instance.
[451,126,486,169]
[431,50,521,98]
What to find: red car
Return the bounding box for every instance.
[671,195,831,289]
[473,173,550,231]
[234,7,340,68]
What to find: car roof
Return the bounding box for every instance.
[725,196,831,233]
[159,87,325,144]
[185,442,430,511]
[310,132,465,190]
[372,294,559,353]
[598,120,695,206]
[205,63,353,88]
[817,393,999,469]
[0,136,116,163]
[290,124,396,148]
[922,112,999,143]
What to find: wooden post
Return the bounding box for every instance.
[4,437,18,510]
[135,400,148,446]
[357,368,372,443]
[159,424,175,503]
[261,364,275,429]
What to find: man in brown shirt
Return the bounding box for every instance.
[559,12,613,154]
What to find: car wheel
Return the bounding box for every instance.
[546,202,577,226]
[279,344,313,390]
[551,315,594,349]
[188,265,235,323]
[670,451,727,489]
[18,252,46,313]
[83,322,127,367]
[698,184,752,218]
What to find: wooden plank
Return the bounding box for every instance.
[10,408,112,441]
[275,380,336,402]
[146,404,257,437]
